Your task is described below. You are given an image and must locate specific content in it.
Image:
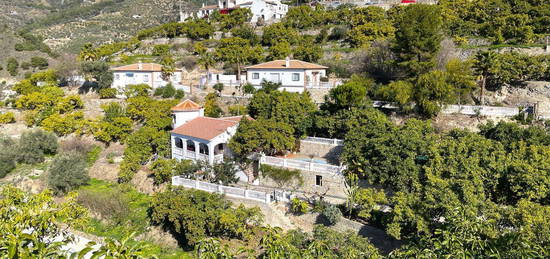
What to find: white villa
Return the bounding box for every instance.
[112,62,183,92]
[182,0,288,23]
[170,99,248,165]
[245,58,330,93]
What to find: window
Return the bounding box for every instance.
[292,73,300,81]
[315,175,323,186]
[252,73,259,79]
[115,74,120,80]
[186,140,195,151]
[143,74,149,82]
[125,72,134,77]
[175,138,183,149]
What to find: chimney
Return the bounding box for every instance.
[285,56,290,68]
[138,61,143,70]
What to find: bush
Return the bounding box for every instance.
[228,105,247,116]
[150,159,178,184]
[99,88,117,99]
[162,84,176,98]
[124,84,151,98]
[174,89,185,99]
[290,198,309,215]
[0,112,15,124]
[152,44,171,56]
[322,204,342,225]
[0,137,18,178]
[213,83,224,94]
[17,129,58,164]
[48,152,89,194]
[6,57,18,76]
[60,137,94,156]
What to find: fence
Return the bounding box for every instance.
[305,81,342,89]
[172,176,271,203]
[441,105,520,117]
[302,137,344,146]
[259,155,343,175]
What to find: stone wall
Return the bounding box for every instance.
[260,168,347,200]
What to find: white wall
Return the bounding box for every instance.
[173,109,204,128]
[112,71,182,92]
[246,68,326,93]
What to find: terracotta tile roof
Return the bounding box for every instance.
[245,60,328,70]
[171,99,202,112]
[171,116,248,141]
[112,63,182,72]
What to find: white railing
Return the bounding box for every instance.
[442,105,520,117]
[302,137,344,146]
[214,154,224,163]
[305,81,342,89]
[172,148,210,162]
[172,176,271,203]
[259,155,344,175]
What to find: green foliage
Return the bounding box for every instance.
[290,198,309,215]
[82,232,152,258]
[136,19,214,41]
[260,164,303,189]
[354,188,387,221]
[262,23,299,46]
[40,111,85,136]
[392,4,443,76]
[14,32,53,56]
[17,129,58,164]
[124,84,152,98]
[30,56,49,70]
[321,204,342,225]
[194,42,216,71]
[268,41,292,61]
[152,44,170,56]
[376,80,414,107]
[48,152,89,194]
[98,87,118,99]
[80,61,113,89]
[211,160,240,185]
[0,186,88,258]
[215,37,262,79]
[228,104,247,116]
[6,57,19,76]
[248,89,316,137]
[0,112,15,124]
[327,78,371,110]
[150,158,178,185]
[126,96,177,130]
[154,83,177,98]
[204,93,223,118]
[345,7,395,47]
[0,137,17,178]
[293,37,323,62]
[212,83,224,94]
[230,24,260,45]
[150,187,263,246]
[218,8,252,30]
[94,116,134,144]
[229,118,295,157]
[118,126,169,182]
[413,70,456,117]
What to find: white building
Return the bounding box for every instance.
[170,99,248,165]
[112,62,184,92]
[183,0,288,23]
[245,58,330,93]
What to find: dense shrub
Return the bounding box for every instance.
[322,204,342,225]
[98,88,118,99]
[0,137,18,178]
[124,84,151,98]
[150,159,178,184]
[174,89,185,99]
[290,198,309,215]
[77,186,130,224]
[150,187,263,246]
[48,152,89,194]
[6,57,18,76]
[17,129,58,164]
[60,137,94,156]
[0,112,15,124]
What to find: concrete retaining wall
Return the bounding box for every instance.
[442,105,519,117]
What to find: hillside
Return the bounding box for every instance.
[0,0,216,79]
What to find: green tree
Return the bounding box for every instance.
[215,37,262,80]
[160,55,176,83]
[413,70,456,117]
[150,187,262,246]
[262,23,299,46]
[6,57,19,76]
[229,118,295,157]
[293,37,323,62]
[267,41,292,61]
[392,4,443,77]
[0,186,88,258]
[204,93,223,118]
[48,152,89,194]
[80,61,113,89]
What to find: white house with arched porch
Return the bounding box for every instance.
[170,99,247,165]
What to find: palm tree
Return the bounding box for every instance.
[473,51,496,105]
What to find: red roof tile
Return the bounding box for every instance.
[171,116,248,141]
[171,99,202,112]
[113,63,182,72]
